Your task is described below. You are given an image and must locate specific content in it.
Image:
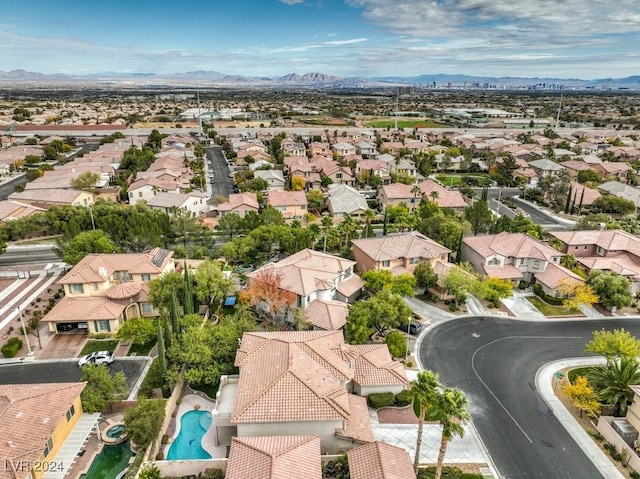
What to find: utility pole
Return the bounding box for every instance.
[17,306,33,355]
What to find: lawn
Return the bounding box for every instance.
[128,339,157,357]
[436,174,492,187]
[78,339,120,357]
[364,119,448,128]
[526,296,582,317]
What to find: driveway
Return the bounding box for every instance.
[501,291,546,320]
[38,333,87,359]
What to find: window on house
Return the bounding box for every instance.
[95,320,111,332]
[584,245,588,249]
[43,437,54,457]
[410,257,420,265]
[488,257,500,266]
[574,246,579,250]
[382,260,390,267]
[66,405,75,422]
[533,260,540,268]
[520,259,525,266]
[141,303,154,315]
[336,173,343,179]
[69,284,84,294]
[138,192,143,198]
[597,246,604,256]
[141,274,151,282]
[114,271,130,282]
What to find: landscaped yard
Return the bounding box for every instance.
[78,339,120,356]
[128,339,157,356]
[526,296,582,317]
[435,174,492,187]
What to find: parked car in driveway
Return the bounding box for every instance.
[78,350,115,367]
[399,321,422,335]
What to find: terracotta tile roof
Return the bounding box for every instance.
[0,383,86,477]
[0,200,45,221]
[482,263,524,279]
[226,435,322,479]
[248,249,356,297]
[232,332,353,424]
[579,255,640,279]
[337,395,375,443]
[568,182,600,206]
[41,296,127,323]
[58,248,174,285]
[218,192,259,212]
[304,300,348,330]
[267,190,308,208]
[534,262,584,290]
[380,183,413,200]
[417,180,467,208]
[9,189,90,205]
[347,441,416,479]
[344,344,409,387]
[464,232,561,262]
[550,229,640,257]
[352,231,450,264]
[128,177,178,192]
[336,274,365,298]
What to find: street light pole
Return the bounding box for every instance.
[17,306,33,355]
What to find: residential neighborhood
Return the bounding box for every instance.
[4,89,640,479]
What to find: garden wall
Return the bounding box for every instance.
[596,416,640,473]
[152,459,227,476]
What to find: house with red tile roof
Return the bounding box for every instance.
[462,232,566,288]
[217,192,259,218]
[212,330,408,454]
[304,299,348,331]
[267,190,308,221]
[128,177,181,205]
[42,248,174,335]
[355,160,391,185]
[352,231,451,276]
[0,382,94,479]
[417,180,467,209]
[378,183,421,212]
[549,229,640,293]
[226,435,322,479]
[347,441,416,479]
[8,189,94,209]
[248,249,364,308]
[0,199,45,222]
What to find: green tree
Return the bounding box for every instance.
[56,229,122,265]
[465,195,493,236]
[183,264,194,316]
[584,329,640,362]
[70,172,100,191]
[591,196,636,215]
[123,398,166,449]
[430,387,471,479]
[80,364,127,413]
[443,266,479,306]
[115,317,156,345]
[474,278,513,307]
[386,331,407,358]
[344,302,373,344]
[588,356,640,416]
[215,213,245,240]
[414,261,438,290]
[587,270,633,311]
[577,169,602,185]
[193,260,233,311]
[367,290,413,334]
[409,370,440,474]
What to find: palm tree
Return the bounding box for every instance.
[307,223,321,250]
[430,387,471,479]
[411,184,422,209]
[361,209,375,237]
[588,356,640,416]
[321,215,333,252]
[429,190,439,204]
[409,370,440,474]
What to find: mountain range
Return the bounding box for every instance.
[1,69,639,90]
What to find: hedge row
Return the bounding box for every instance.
[367,389,413,409]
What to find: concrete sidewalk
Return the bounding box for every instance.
[404,296,455,323]
[536,358,624,479]
[501,291,546,320]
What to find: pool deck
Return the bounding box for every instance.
[166,394,225,459]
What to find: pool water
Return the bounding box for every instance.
[106,424,126,439]
[167,410,212,460]
[80,441,134,479]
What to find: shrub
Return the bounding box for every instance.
[394,389,412,407]
[630,471,640,479]
[518,280,528,290]
[366,392,395,409]
[53,292,61,300]
[386,331,407,358]
[448,303,458,312]
[1,337,23,358]
[138,358,165,398]
[533,283,543,296]
[202,469,224,479]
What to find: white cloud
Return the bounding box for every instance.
[278,0,305,4]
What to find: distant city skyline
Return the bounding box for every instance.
[2,0,639,80]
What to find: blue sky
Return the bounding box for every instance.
[1,0,639,79]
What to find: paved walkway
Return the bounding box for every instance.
[537,358,624,479]
[465,294,486,316]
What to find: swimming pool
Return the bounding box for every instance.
[167,410,212,460]
[80,441,134,479]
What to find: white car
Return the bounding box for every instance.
[78,350,115,367]
[229,172,235,178]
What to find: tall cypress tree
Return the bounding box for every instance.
[183,262,194,316]
[157,323,166,378]
[564,184,573,214]
[169,289,180,337]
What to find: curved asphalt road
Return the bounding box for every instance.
[418,316,640,479]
